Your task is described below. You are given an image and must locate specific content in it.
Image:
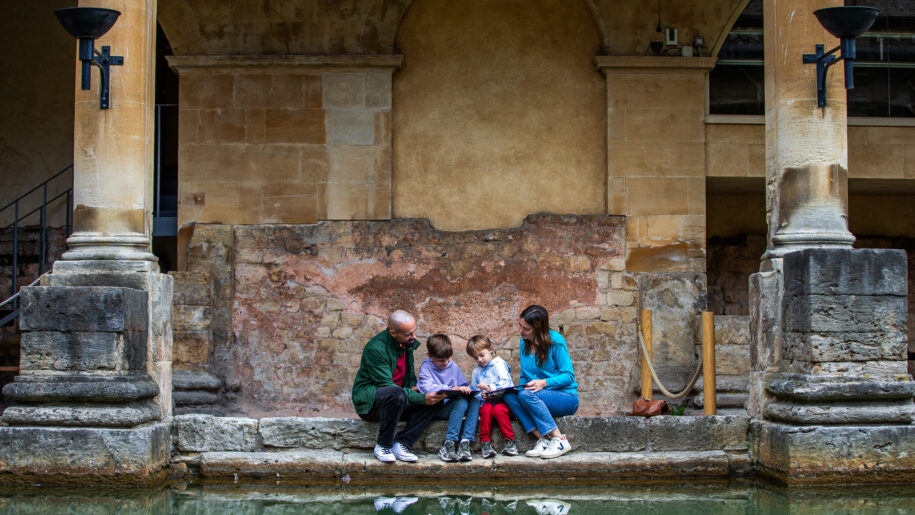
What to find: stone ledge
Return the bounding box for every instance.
[174,414,750,454]
[197,449,740,481]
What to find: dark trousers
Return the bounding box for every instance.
[358,385,439,448]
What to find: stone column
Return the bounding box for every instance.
[55,0,158,268]
[763,0,854,261]
[748,0,915,484]
[0,1,172,482]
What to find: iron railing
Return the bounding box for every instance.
[0,165,74,327]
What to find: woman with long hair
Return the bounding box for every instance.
[503,304,578,459]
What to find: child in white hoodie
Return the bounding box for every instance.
[467,335,518,458]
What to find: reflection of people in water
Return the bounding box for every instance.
[527,499,572,515]
[373,496,418,513]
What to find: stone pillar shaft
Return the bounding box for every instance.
[763,0,854,260]
[61,0,157,264]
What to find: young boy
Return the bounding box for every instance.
[417,333,482,462]
[467,335,518,458]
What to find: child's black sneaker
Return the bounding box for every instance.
[502,438,519,456]
[439,440,458,462]
[458,439,472,461]
[481,441,496,459]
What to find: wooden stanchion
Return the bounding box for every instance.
[702,311,716,415]
[640,309,652,400]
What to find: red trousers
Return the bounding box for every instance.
[478,401,515,442]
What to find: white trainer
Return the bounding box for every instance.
[540,435,572,459]
[392,441,419,462]
[374,443,396,463]
[525,438,550,457]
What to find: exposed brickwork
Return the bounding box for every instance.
[188,215,638,417]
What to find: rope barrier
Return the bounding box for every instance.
[0,276,43,309]
[636,321,703,400]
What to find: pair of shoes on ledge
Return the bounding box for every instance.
[374,442,418,463]
[525,435,571,459]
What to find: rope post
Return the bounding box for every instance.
[702,311,716,415]
[640,309,653,400]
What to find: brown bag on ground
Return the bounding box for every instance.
[625,397,670,417]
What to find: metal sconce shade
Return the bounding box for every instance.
[54,7,120,40]
[54,7,124,109]
[803,6,879,108]
[813,6,879,39]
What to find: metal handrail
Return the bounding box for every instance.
[0,165,73,323]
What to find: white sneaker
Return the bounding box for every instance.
[374,443,396,463]
[525,438,550,457]
[540,435,572,459]
[392,441,419,462]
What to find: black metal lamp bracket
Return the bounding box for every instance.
[803,44,842,108]
[90,46,124,109]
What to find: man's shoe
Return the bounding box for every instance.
[540,435,572,459]
[481,441,496,459]
[502,438,519,456]
[525,438,550,457]
[458,439,472,461]
[374,444,396,463]
[392,441,418,462]
[439,440,458,462]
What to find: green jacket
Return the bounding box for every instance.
[351,329,426,415]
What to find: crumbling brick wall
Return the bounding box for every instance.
[186,215,640,417]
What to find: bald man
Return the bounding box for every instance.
[352,310,446,462]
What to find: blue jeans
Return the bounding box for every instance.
[503,389,579,436]
[435,395,483,442]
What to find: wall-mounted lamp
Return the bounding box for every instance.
[54,7,124,109]
[803,6,879,108]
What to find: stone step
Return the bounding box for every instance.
[172,415,750,455]
[188,449,749,481]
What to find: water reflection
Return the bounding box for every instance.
[1,481,914,514]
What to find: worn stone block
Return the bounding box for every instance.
[783,295,907,334]
[784,248,908,297]
[172,305,212,332]
[556,416,648,452]
[648,415,749,451]
[764,401,914,425]
[168,271,212,305]
[259,417,378,450]
[323,74,365,108]
[173,414,259,452]
[173,331,212,366]
[20,331,145,372]
[639,273,707,385]
[173,370,222,391]
[752,420,915,484]
[715,315,750,346]
[199,450,343,479]
[709,343,750,375]
[783,331,907,362]
[2,374,159,403]
[326,109,375,145]
[20,286,148,332]
[0,422,170,477]
[2,400,161,427]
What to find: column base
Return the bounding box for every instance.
[752,420,915,484]
[0,422,170,483]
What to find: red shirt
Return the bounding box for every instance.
[392,351,407,386]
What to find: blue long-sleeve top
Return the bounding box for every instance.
[519,329,578,395]
[470,356,514,401]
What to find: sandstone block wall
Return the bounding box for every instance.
[184,215,644,417]
[169,57,399,253]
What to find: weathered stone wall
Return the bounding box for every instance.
[392,0,606,231]
[186,215,641,417]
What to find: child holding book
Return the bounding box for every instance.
[417,333,482,462]
[467,335,518,458]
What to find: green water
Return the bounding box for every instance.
[1,481,914,514]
